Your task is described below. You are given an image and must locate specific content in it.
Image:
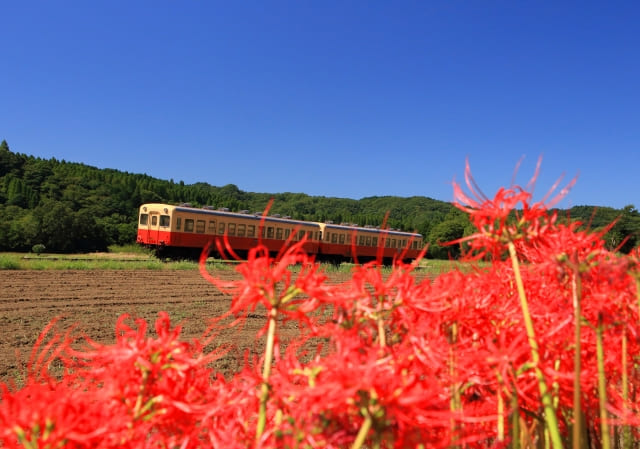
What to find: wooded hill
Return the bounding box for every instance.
[1,140,639,258]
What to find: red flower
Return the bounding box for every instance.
[451,157,577,260]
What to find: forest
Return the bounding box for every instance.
[1,139,639,258]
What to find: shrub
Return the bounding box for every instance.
[31,244,46,256]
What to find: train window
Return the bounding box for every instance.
[318,232,322,241]
[298,230,305,240]
[218,222,225,234]
[228,223,236,236]
[385,238,390,248]
[366,236,371,246]
[151,216,158,226]
[284,229,291,239]
[238,224,246,237]
[160,215,170,227]
[276,228,283,240]
[139,214,148,225]
[267,227,274,238]
[185,219,194,232]
[248,225,256,237]
[339,234,345,244]
[208,221,216,233]
[372,237,377,246]
[196,220,205,233]
[346,234,351,244]
[331,233,337,243]
[176,217,181,230]
[359,236,365,246]
[391,239,396,248]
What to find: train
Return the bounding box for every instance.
[136,203,425,264]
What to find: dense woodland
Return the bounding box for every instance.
[1,140,639,258]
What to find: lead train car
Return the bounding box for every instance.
[136,203,424,264]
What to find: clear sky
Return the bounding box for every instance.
[2,1,639,209]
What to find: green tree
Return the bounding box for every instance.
[604,204,640,253]
[0,140,18,177]
[72,209,108,251]
[0,206,38,250]
[428,219,466,259]
[36,202,76,252]
[6,177,28,207]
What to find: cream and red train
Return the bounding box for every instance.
[136,203,424,264]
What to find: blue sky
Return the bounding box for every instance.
[2,1,639,209]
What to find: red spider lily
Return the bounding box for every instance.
[7,160,640,449]
[267,332,457,448]
[200,238,332,337]
[315,256,433,353]
[451,158,577,260]
[0,381,113,448]
[0,313,232,449]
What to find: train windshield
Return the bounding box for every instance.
[139,214,148,225]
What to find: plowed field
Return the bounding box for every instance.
[0,269,361,384]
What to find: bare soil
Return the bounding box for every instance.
[0,269,360,384]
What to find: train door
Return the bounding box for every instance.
[148,211,161,244]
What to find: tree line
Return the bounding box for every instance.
[1,140,638,258]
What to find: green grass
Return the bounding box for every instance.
[0,253,21,270]
[0,250,472,276]
[107,243,154,255]
[0,252,161,270]
[418,258,483,275]
[0,252,241,271]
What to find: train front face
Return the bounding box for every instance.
[136,203,174,249]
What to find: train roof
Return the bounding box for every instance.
[322,222,422,237]
[144,203,321,228]
[140,203,421,237]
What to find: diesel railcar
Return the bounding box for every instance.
[136,203,424,264]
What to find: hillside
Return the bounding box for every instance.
[1,140,638,257]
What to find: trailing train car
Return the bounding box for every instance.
[136,203,424,263]
[317,222,423,264]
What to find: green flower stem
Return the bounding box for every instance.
[255,285,302,441]
[497,389,505,442]
[510,393,521,449]
[256,307,278,441]
[621,329,631,449]
[377,314,387,348]
[595,313,611,449]
[571,268,582,449]
[508,242,564,449]
[449,322,461,448]
[636,277,640,320]
[350,412,373,449]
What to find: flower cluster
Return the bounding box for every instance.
[2,162,640,449]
